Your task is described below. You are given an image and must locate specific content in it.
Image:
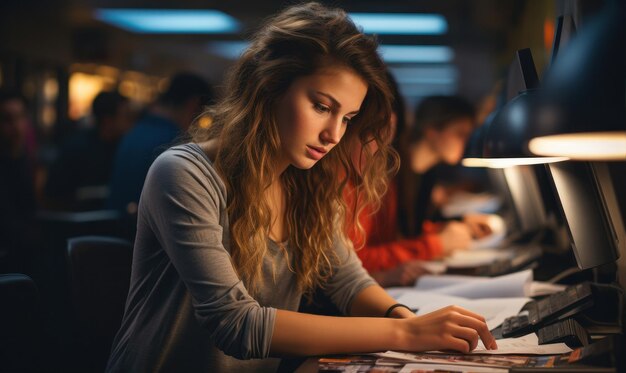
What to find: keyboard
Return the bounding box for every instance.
[501,282,593,338]
[475,244,543,277]
[537,318,590,347]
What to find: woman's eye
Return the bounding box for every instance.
[342,116,352,125]
[314,103,330,113]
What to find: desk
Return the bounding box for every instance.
[291,334,623,372]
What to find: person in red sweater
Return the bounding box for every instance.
[350,75,491,287]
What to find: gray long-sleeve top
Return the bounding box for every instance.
[106,143,376,373]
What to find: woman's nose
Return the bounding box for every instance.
[320,117,343,145]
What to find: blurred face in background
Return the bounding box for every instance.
[425,117,473,165]
[0,98,28,156]
[114,101,134,136]
[98,100,134,142]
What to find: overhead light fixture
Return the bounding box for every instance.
[207,41,249,59]
[378,45,453,63]
[94,9,240,34]
[527,0,626,161]
[349,13,447,35]
[389,66,458,81]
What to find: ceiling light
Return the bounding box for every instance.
[349,13,447,35]
[94,9,240,34]
[207,41,249,59]
[378,45,453,63]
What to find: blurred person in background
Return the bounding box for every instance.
[353,91,491,287]
[0,90,37,272]
[44,90,133,211]
[106,72,214,217]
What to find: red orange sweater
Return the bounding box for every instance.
[349,180,443,273]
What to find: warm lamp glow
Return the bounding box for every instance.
[462,156,568,169]
[69,72,107,120]
[529,132,626,160]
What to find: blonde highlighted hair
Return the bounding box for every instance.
[191,2,398,295]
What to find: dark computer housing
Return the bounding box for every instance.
[547,162,625,280]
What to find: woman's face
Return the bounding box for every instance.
[427,118,474,165]
[275,65,368,171]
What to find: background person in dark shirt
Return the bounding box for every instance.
[397,95,481,243]
[106,72,213,217]
[44,91,133,211]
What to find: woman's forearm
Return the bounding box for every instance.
[270,285,414,357]
[270,309,405,356]
[270,304,498,357]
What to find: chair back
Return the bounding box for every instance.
[0,273,42,373]
[66,236,133,372]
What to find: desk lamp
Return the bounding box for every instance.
[481,49,568,168]
[528,1,626,161]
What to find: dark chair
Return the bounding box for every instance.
[0,273,42,373]
[66,236,133,373]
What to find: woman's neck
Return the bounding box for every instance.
[267,178,287,243]
[409,139,440,174]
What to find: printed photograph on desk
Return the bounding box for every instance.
[318,355,404,372]
[375,351,531,368]
[399,363,507,373]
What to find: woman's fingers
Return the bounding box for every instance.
[451,311,497,350]
[452,326,480,352]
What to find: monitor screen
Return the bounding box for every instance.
[546,162,624,270]
[501,165,548,234]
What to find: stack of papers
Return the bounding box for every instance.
[377,334,571,371]
[386,270,540,330]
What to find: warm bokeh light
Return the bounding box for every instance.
[69,64,162,120]
[529,132,626,160]
[462,156,569,168]
[197,115,213,129]
[43,77,59,101]
[544,18,555,55]
[69,72,108,120]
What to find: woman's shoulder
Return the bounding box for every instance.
[150,142,225,194]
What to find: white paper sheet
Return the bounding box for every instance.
[444,248,513,268]
[441,192,503,217]
[471,333,572,355]
[414,269,533,299]
[394,289,530,330]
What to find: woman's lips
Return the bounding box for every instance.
[306,145,327,160]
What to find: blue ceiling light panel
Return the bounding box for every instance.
[349,13,447,35]
[207,41,250,59]
[94,9,240,34]
[378,45,454,64]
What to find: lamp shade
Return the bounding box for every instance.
[482,89,568,167]
[528,0,626,160]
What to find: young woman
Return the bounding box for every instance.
[106,3,496,372]
[352,87,491,287]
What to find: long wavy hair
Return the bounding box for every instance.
[191,2,398,295]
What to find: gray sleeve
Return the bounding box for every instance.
[141,150,276,360]
[322,231,377,315]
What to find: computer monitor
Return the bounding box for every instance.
[550,15,576,65]
[502,165,547,233]
[546,162,625,274]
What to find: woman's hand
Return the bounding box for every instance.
[463,213,494,239]
[399,305,498,353]
[372,260,430,287]
[438,221,473,256]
